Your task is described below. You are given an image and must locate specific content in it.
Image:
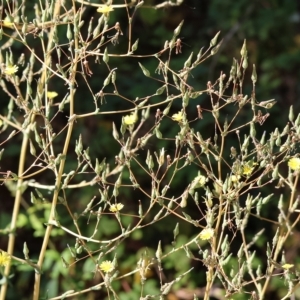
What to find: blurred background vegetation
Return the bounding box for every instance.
[0,0,300,299]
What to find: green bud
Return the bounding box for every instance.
[158,147,165,166]
[173,20,184,37]
[182,91,189,107]
[195,47,203,64]
[259,131,266,145]
[103,47,109,63]
[210,31,220,47]
[272,164,279,180]
[295,113,300,126]
[103,73,111,87]
[289,105,294,122]
[173,223,179,240]
[281,124,289,136]
[112,122,119,140]
[155,240,162,262]
[138,201,143,218]
[112,71,116,84]
[250,123,256,138]
[163,102,172,115]
[138,62,150,77]
[115,173,122,188]
[180,190,188,208]
[275,135,281,146]
[29,140,36,156]
[155,127,162,139]
[258,99,276,109]
[242,56,248,69]
[240,39,247,57]
[184,52,193,68]
[146,150,154,170]
[78,20,84,29]
[156,85,166,95]
[142,105,150,120]
[75,135,83,155]
[211,41,222,55]
[113,185,119,197]
[251,64,257,85]
[131,39,139,52]
[161,185,169,197]
[23,242,30,259]
[67,24,72,40]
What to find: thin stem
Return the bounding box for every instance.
[33,120,75,300]
[32,0,65,298]
[0,133,29,300]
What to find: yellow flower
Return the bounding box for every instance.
[109,203,124,212]
[123,113,138,125]
[0,250,11,267]
[282,263,294,270]
[99,260,114,273]
[242,162,256,176]
[4,65,18,75]
[97,5,114,16]
[199,228,214,240]
[171,111,184,122]
[47,91,58,99]
[288,157,300,171]
[243,166,254,176]
[2,17,15,28]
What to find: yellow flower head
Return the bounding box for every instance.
[242,161,257,176]
[282,263,294,270]
[288,157,300,171]
[97,5,114,16]
[199,228,214,240]
[0,250,11,267]
[47,91,58,99]
[123,113,138,125]
[99,260,114,273]
[2,17,15,28]
[171,111,184,122]
[109,203,124,212]
[4,65,18,75]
